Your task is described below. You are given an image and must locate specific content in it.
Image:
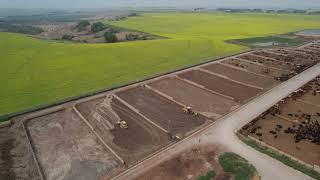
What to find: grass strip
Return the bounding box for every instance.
[219,152,259,180]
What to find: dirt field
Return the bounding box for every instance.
[304,48,320,55]
[267,52,311,65]
[242,77,320,166]
[270,49,316,61]
[201,63,277,88]
[117,86,208,137]
[299,79,320,105]
[291,49,320,59]
[148,77,240,119]
[253,51,288,61]
[178,70,261,103]
[292,49,315,55]
[37,13,157,44]
[135,145,260,180]
[304,47,320,54]
[222,58,285,77]
[237,54,294,70]
[75,96,170,164]
[244,115,320,166]
[0,124,39,180]
[135,145,232,180]
[279,99,320,123]
[309,46,320,51]
[310,44,320,48]
[26,109,120,180]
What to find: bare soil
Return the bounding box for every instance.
[202,63,277,88]
[148,77,240,119]
[135,145,229,180]
[111,98,171,164]
[26,109,120,180]
[253,51,288,61]
[75,97,170,165]
[237,54,294,70]
[310,45,320,49]
[270,49,318,63]
[242,77,320,166]
[303,48,320,56]
[37,21,157,43]
[299,79,320,105]
[178,70,261,103]
[37,23,78,39]
[222,58,285,77]
[0,129,15,180]
[0,123,40,180]
[305,48,320,54]
[117,86,207,137]
[292,49,320,58]
[244,115,320,166]
[279,99,320,123]
[257,51,316,66]
[310,47,320,52]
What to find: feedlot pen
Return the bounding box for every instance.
[241,77,320,167]
[9,41,320,180]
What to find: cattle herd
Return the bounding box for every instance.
[244,77,320,146]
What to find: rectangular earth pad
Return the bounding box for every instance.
[148,77,240,119]
[75,97,170,164]
[26,110,119,180]
[223,58,284,77]
[178,70,261,103]
[117,86,207,137]
[201,63,277,88]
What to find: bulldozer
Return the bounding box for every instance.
[120,121,128,129]
[182,106,198,116]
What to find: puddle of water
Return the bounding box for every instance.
[296,29,320,36]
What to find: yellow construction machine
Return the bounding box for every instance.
[120,121,128,129]
[182,106,198,116]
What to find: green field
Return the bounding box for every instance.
[1,12,320,116]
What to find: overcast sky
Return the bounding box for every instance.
[1,0,319,9]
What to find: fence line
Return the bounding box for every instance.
[245,134,319,173]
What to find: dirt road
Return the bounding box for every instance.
[112,62,320,180]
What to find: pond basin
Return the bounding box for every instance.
[296,29,320,37]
